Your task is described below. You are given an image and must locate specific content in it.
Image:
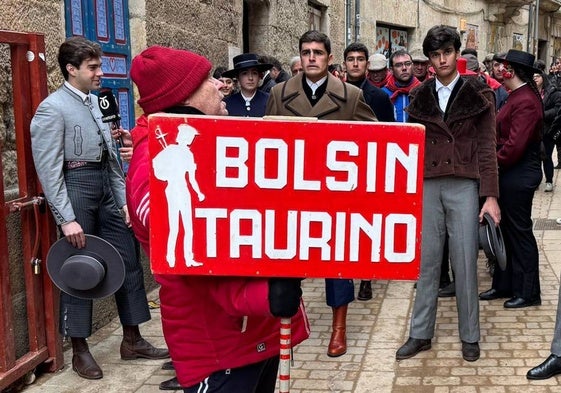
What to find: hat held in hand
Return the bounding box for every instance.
[479,213,507,271]
[46,234,125,299]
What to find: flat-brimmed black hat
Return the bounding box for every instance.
[494,49,541,74]
[479,213,507,271]
[222,53,272,78]
[46,235,125,299]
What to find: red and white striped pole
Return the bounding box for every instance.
[279,317,292,393]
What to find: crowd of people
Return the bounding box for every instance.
[28,24,561,392]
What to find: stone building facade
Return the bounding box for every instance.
[0,0,561,370]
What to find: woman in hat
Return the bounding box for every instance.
[223,53,272,117]
[479,49,543,308]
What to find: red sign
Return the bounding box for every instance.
[148,115,425,280]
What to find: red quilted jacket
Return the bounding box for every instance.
[126,114,310,388]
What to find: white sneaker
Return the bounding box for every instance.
[557,218,561,225]
[545,183,553,192]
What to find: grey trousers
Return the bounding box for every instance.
[409,177,480,343]
[59,164,151,338]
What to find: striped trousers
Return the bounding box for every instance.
[59,164,151,337]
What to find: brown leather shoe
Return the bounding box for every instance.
[121,325,170,360]
[121,337,170,360]
[72,351,103,380]
[327,305,347,357]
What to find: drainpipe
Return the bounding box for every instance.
[527,4,533,52]
[346,0,352,46]
[355,0,360,42]
[534,0,540,56]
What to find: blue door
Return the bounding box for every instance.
[65,0,134,130]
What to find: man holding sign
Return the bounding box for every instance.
[266,30,377,358]
[126,46,309,392]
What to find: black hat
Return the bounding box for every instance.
[222,53,272,78]
[494,49,541,74]
[46,235,125,299]
[479,213,507,271]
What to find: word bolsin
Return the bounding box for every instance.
[215,137,419,193]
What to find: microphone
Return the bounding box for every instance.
[98,89,123,146]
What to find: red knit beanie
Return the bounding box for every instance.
[130,46,212,114]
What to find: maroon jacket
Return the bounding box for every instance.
[126,114,310,388]
[496,84,543,169]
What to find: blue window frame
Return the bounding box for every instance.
[65,0,134,130]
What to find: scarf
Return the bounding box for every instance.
[384,74,421,103]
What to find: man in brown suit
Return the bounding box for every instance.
[265,30,376,358]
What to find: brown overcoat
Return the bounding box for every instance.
[265,72,376,121]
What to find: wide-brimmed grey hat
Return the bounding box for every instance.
[479,213,507,271]
[46,235,125,299]
[222,53,272,78]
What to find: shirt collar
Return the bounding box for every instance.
[434,71,460,92]
[306,75,327,90]
[64,81,90,104]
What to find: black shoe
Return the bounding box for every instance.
[161,360,174,370]
[504,296,541,309]
[527,354,561,380]
[357,280,373,301]
[479,288,511,301]
[438,281,455,298]
[461,341,480,362]
[396,337,431,360]
[159,376,182,390]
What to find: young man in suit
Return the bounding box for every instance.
[395,25,500,362]
[266,30,376,357]
[30,36,168,380]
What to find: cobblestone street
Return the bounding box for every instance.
[22,165,561,392]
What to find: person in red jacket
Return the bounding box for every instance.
[125,46,310,393]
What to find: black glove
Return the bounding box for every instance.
[268,278,303,318]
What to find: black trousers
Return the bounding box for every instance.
[492,154,542,299]
[59,164,151,337]
[183,356,280,393]
[542,133,556,183]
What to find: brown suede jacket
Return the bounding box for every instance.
[406,76,499,198]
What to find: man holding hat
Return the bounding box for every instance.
[30,36,168,380]
[127,45,309,392]
[479,50,543,309]
[395,25,500,363]
[223,53,272,117]
[367,53,391,88]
